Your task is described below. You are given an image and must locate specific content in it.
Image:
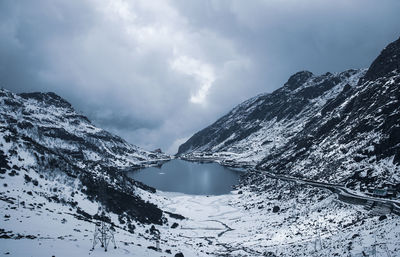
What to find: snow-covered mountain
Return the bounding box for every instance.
[0,89,171,226]
[2,90,169,169]
[178,69,365,163]
[178,37,400,189]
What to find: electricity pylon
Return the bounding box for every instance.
[91,180,117,252]
[91,219,117,252]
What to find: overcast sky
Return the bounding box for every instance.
[1,0,400,154]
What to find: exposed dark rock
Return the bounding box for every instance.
[19,92,72,109]
[165,211,185,220]
[284,71,313,90]
[363,36,400,82]
[379,215,387,221]
[147,246,160,252]
[272,206,280,213]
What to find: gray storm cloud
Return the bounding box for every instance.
[1,0,400,153]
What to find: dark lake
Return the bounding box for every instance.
[127,159,243,195]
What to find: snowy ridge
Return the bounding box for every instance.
[0,90,169,170]
[179,69,365,165]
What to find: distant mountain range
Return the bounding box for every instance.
[179,36,400,191]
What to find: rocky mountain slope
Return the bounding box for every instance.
[178,37,400,190]
[0,89,171,226]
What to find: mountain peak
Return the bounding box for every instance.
[363,36,400,81]
[284,70,314,90]
[19,91,72,109]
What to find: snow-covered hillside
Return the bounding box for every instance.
[0,90,191,255]
[178,36,400,190]
[0,88,174,222]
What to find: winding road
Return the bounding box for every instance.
[253,168,400,216]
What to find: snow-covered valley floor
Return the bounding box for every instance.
[156,188,400,256]
[2,176,400,257]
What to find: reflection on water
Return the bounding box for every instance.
[127,159,243,195]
